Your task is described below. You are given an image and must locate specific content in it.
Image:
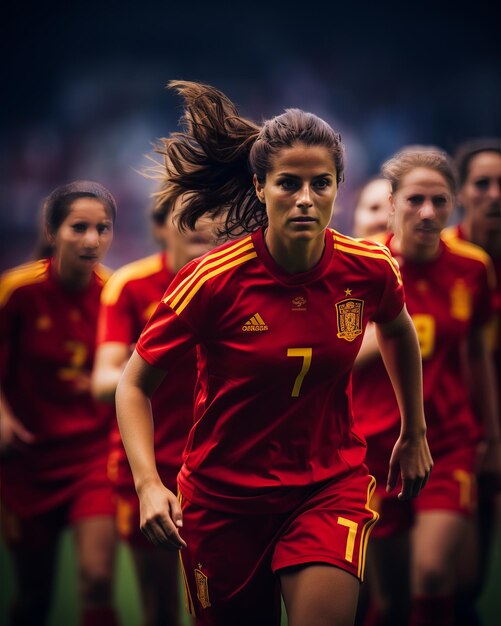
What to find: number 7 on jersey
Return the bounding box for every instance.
[287,348,312,397]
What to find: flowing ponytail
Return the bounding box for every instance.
[148,80,345,238]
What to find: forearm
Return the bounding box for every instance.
[92,342,130,403]
[468,328,500,442]
[92,365,124,403]
[115,351,166,495]
[376,308,426,437]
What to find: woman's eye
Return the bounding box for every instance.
[72,223,86,233]
[279,179,297,190]
[474,179,490,191]
[314,179,329,190]
[98,224,111,234]
[408,195,423,206]
[434,197,447,207]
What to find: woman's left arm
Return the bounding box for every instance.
[467,324,501,482]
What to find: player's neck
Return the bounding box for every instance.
[264,230,325,274]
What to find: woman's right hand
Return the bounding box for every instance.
[0,410,36,458]
[137,480,187,550]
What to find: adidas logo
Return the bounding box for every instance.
[242,313,268,332]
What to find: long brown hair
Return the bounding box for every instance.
[150,81,345,238]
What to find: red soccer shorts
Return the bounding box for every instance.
[366,434,477,539]
[114,488,152,549]
[178,466,378,626]
[1,466,116,551]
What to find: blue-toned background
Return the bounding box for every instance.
[1,0,500,271]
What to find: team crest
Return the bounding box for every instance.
[194,567,211,609]
[335,298,364,342]
[291,296,307,311]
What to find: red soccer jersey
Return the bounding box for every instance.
[97,251,196,490]
[0,259,114,515]
[136,227,405,513]
[353,233,494,454]
[443,224,501,389]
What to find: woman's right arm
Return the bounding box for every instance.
[115,349,186,549]
[0,388,36,457]
[92,342,130,403]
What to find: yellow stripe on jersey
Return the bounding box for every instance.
[94,264,113,285]
[165,236,254,310]
[355,232,388,246]
[0,260,49,307]
[332,230,395,259]
[441,226,458,243]
[101,254,163,306]
[442,228,496,290]
[177,492,196,616]
[333,240,402,286]
[172,251,258,316]
[442,236,495,289]
[358,475,379,581]
[163,237,257,310]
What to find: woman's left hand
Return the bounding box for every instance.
[387,431,433,500]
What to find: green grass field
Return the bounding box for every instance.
[1,530,500,625]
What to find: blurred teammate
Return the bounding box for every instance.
[443,138,501,623]
[0,181,119,626]
[352,147,500,626]
[352,177,392,239]
[115,80,432,626]
[92,194,218,626]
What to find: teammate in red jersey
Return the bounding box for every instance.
[0,181,120,626]
[352,177,392,240]
[352,147,500,626]
[92,195,218,626]
[442,138,501,624]
[115,81,432,626]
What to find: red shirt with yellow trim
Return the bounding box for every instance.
[0,259,113,515]
[353,233,494,453]
[97,251,195,491]
[135,227,404,513]
[443,224,500,393]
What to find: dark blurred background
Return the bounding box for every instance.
[2,0,500,270]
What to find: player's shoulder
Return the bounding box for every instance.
[164,234,257,314]
[101,254,163,304]
[180,234,256,279]
[331,229,391,255]
[94,263,114,285]
[441,233,491,268]
[0,259,50,307]
[330,229,400,277]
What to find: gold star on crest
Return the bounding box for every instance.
[344,288,352,296]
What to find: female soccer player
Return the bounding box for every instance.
[443,138,501,624]
[0,181,119,626]
[92,194,217,626]
[352,147,500,626]
[115,81,432,626]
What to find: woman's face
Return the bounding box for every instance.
[254,142,338,247]
[353,178,392,238]
[50,197,114,275]
[459,151,501,236]
[390,167,453,259]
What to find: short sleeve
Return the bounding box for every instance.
[135,259,207,370]
[97,282,135,345]
[370,248,405,324]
